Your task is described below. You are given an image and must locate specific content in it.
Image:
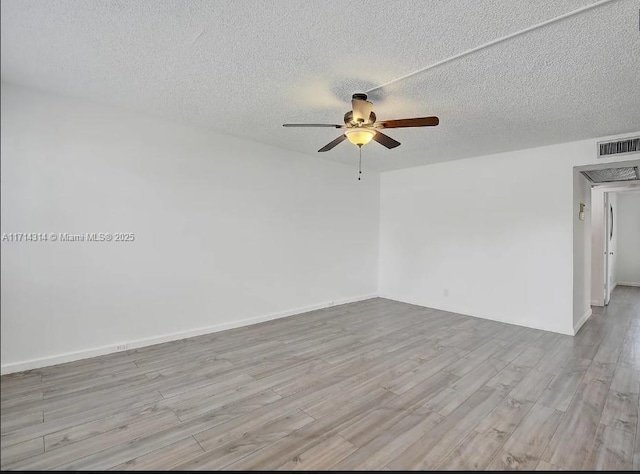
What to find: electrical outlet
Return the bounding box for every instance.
[443,288,449,297]
[116,343,129,351]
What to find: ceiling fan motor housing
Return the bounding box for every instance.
[344,110,376,125]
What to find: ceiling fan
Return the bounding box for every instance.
[283,93,439,152]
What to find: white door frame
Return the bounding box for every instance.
[604,192,612,305]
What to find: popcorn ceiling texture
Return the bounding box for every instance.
[1,0,638,171]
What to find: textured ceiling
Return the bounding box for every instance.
[1,0,639,171]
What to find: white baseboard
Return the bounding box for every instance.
[573,308,592,335]
[377,294,575,336]
[616,281,640,287]
[591,300,603,307]
[1,293,378,375]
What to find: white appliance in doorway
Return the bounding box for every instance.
[604,193,615,305]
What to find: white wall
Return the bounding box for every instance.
[379,134,639,336]
[2,82,637,374]
[615,191,640,286]
[0,83,380,373]
[573,171,592,331]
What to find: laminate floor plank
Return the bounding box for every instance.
[485,363,531,396]
[1,287,638,470]
[582,424,634,470]
[599,388,638,434]
[474,396,534,441]
[385,387,506,470]
[534,344,576,376]
[193,407,313,453]
[537,358,591,411]
[43,405,178,452]
[583,360,617,385]
[40,365,149,401]
[109,437,204,471]
[162,385,282,422]
[0,391,165,449]
[541,380,611,469]
[0,377,42,401]
[0,410,43,435]
[535,460,565,470]
[276,434,357,470]
[42,383,167,422]
[0,391,44,412]
[507,369,555,403]
[492,340,530,364]
[39,357,137,384]
[224,389,404,470]
[175,410,315,470]
[611,366,640,395]
[487,403,563,470]
[383,371,460,416]
[338,408,416,448]
[4,410,180,470]
[333,411,445,471]
[385,348,464,395]
[436,430,504,470]
[593,342,623,365]
[300,378,395,420]
[443,340,511,377]
[510,346,547,368]
[438,358,508,416]
[0,437,43,468]
[0,374,41,393]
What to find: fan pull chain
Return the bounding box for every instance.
[358,145,362,181]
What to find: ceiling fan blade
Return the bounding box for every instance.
[318,134,347,152]
[376,116,439,128]
[373,131,401,149]
[352,98,373,123]
[283,123,344,128]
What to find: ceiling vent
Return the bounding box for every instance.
[581,167,640,183]
[597,137,639,158]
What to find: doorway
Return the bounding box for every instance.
[578,160,640,306]
[592,185,640,307]
[572,160,640,334]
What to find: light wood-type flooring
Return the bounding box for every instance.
[1,286,639,470]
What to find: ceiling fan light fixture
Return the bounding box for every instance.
[283,93,439,153]
[345,128,375,147]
